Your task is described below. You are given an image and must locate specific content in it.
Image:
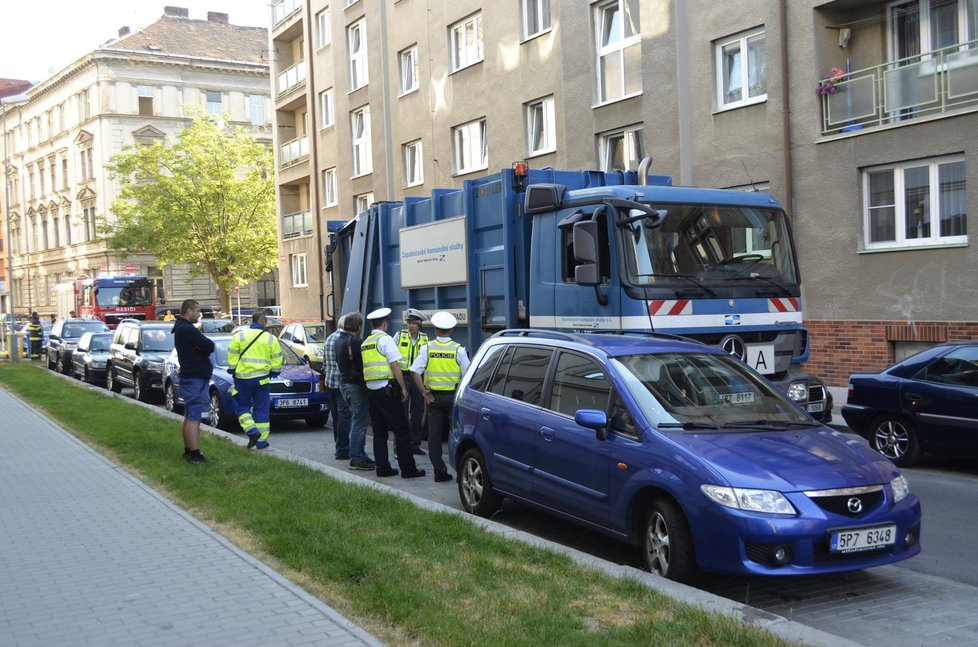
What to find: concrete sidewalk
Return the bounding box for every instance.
[0,386,385,647]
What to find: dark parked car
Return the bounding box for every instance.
[70,332,114,384]
[46,319,110,373]
[199,319,235,333]
[162,334,329,430]
[449,330,921,583]
[842,342,978,467]
[105,320,176,402]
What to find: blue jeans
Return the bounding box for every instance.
[328,387,351,456]
[340,381,371,463]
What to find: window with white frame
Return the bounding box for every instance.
[521,0,551,40]
[716,29,767,109]
[137,85,154,117]
[249,95,266,126]
[399,45,419,95]
[316,7,331,48]
[863,156,967,249]
[322,167,338,206]
[403,140,423,186]
[291,253,308,287]
[888,0,978,61]
[525,96,556,156]
[599,126,644,172]
[351,106,372,177]
[449,13,484,72]
[205,90,222,115]
[355,192,374,214]
[348,18,369,90]
[452,118,487,175]
[595,0,641,104]
[319,88,334,128]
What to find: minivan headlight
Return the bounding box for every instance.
[891,474,910,503]
[701,484,796,515]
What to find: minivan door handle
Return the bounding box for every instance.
[480,407,492,421]
[540,426,555,441]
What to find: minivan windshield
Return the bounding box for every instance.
[612,352,814,430]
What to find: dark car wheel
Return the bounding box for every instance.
[643,498,696,584]
[305,415,328,428]
[164,381,182,414]
[458,447,502,518]
[870,414,922,467]
[106,366,122,393]
[47,352,57,370]
[83,367,91,383]
[209,390,235,431]
[133,371,151,403]
[57,354,69,374]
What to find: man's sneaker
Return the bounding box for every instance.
[187,452,209,464]
[349,459,376,471]
[334,453,350,460]
[246,430,260,449]
[434,472,454,483]
[376,467,398,477]
[255,440,270,450]
[401,469,426,479]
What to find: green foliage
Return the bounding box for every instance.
[104,113,276,311]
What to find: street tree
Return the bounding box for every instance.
[104,113,276,313]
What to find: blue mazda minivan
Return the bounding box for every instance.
[448,331,921,583]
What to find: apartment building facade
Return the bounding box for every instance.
[271,0,977,384]
[1,7,276,318]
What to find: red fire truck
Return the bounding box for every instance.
[55,275,158,328]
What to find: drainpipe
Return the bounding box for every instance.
[675,0,692,184]
[303,1,324,320]
[378,0,395,199]
[779,0,794,216]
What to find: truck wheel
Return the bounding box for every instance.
[106,366,123,393]
[643,498,696,583]
[458,447,502,518]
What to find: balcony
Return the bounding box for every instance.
[279,136,309,168]
[281,210,312,240]
[820,39,978,136]
[277,60,306,98]
[272,0,302,25]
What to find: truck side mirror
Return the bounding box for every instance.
[573,220,608,306]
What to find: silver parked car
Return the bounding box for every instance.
[71,332,114,384]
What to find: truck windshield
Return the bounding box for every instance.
[620,204,799,290]
[96,285,154,307]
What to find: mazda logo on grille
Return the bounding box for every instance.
[720,335,747,361]
[847,497,863,513]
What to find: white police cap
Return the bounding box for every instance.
[366,307,392,321]
[430,311,457,330]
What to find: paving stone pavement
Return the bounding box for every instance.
[0,386,385,647]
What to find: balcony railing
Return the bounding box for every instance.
[821,38,978,135]
[277,60,306,98]
[281,209,312,239]
[272,0,302,25]
[279,136,309,168]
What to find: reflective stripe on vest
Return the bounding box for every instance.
[360,330,393,382]
[397,330,429,370]
[424,339,461,390]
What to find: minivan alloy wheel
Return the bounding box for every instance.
[458,448,502,517]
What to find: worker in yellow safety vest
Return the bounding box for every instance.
[228,310,283,449]
[396,308,429,455]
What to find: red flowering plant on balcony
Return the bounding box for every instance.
[817,66,846,95]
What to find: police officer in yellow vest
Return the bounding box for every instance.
[410,311,469,482]
[361,307,425,479]
[27,312,44,360]
[397,308,429,455]
[228,310,283,450]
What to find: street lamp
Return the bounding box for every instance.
[2,92,30,363]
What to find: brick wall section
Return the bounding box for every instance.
[802,320,978,386]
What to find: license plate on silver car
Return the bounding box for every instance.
[276,398,308,409]
[830,525,896,553]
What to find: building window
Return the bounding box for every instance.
[716,29,766,109]
[290,253,308,287]
[595,0,641,104]
[323,167,338,206]
[64,213,72,246]
[888,0,978,61]
[399,45,419,95]
[863,156,967,250]
[355,192,374,214]
[319,88,334,128]
[249,95,266,126]
[452,118,488,175]
[137,85,154,117]
[403,140,423,186]
[205,90,222,115]
[450,12,483,72]
[61,158,68,188]
[83,206,97,242]
[38,162,45,196]
[521,0,551,40]
[348,18,369,90]
[351,106,372,177]
[79,147,94,181]
[53,216,60,248]
[525,96,556,156]
[282,210,312,239]
[316,7,331,48]
[599,126,644,172]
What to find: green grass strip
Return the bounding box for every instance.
[0,364,791,647]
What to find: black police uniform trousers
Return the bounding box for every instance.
[366,382,419,473]
[427,389,455,477]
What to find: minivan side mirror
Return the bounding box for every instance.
[575,409,609,441]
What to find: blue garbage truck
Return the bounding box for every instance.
[330,160,831,420]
